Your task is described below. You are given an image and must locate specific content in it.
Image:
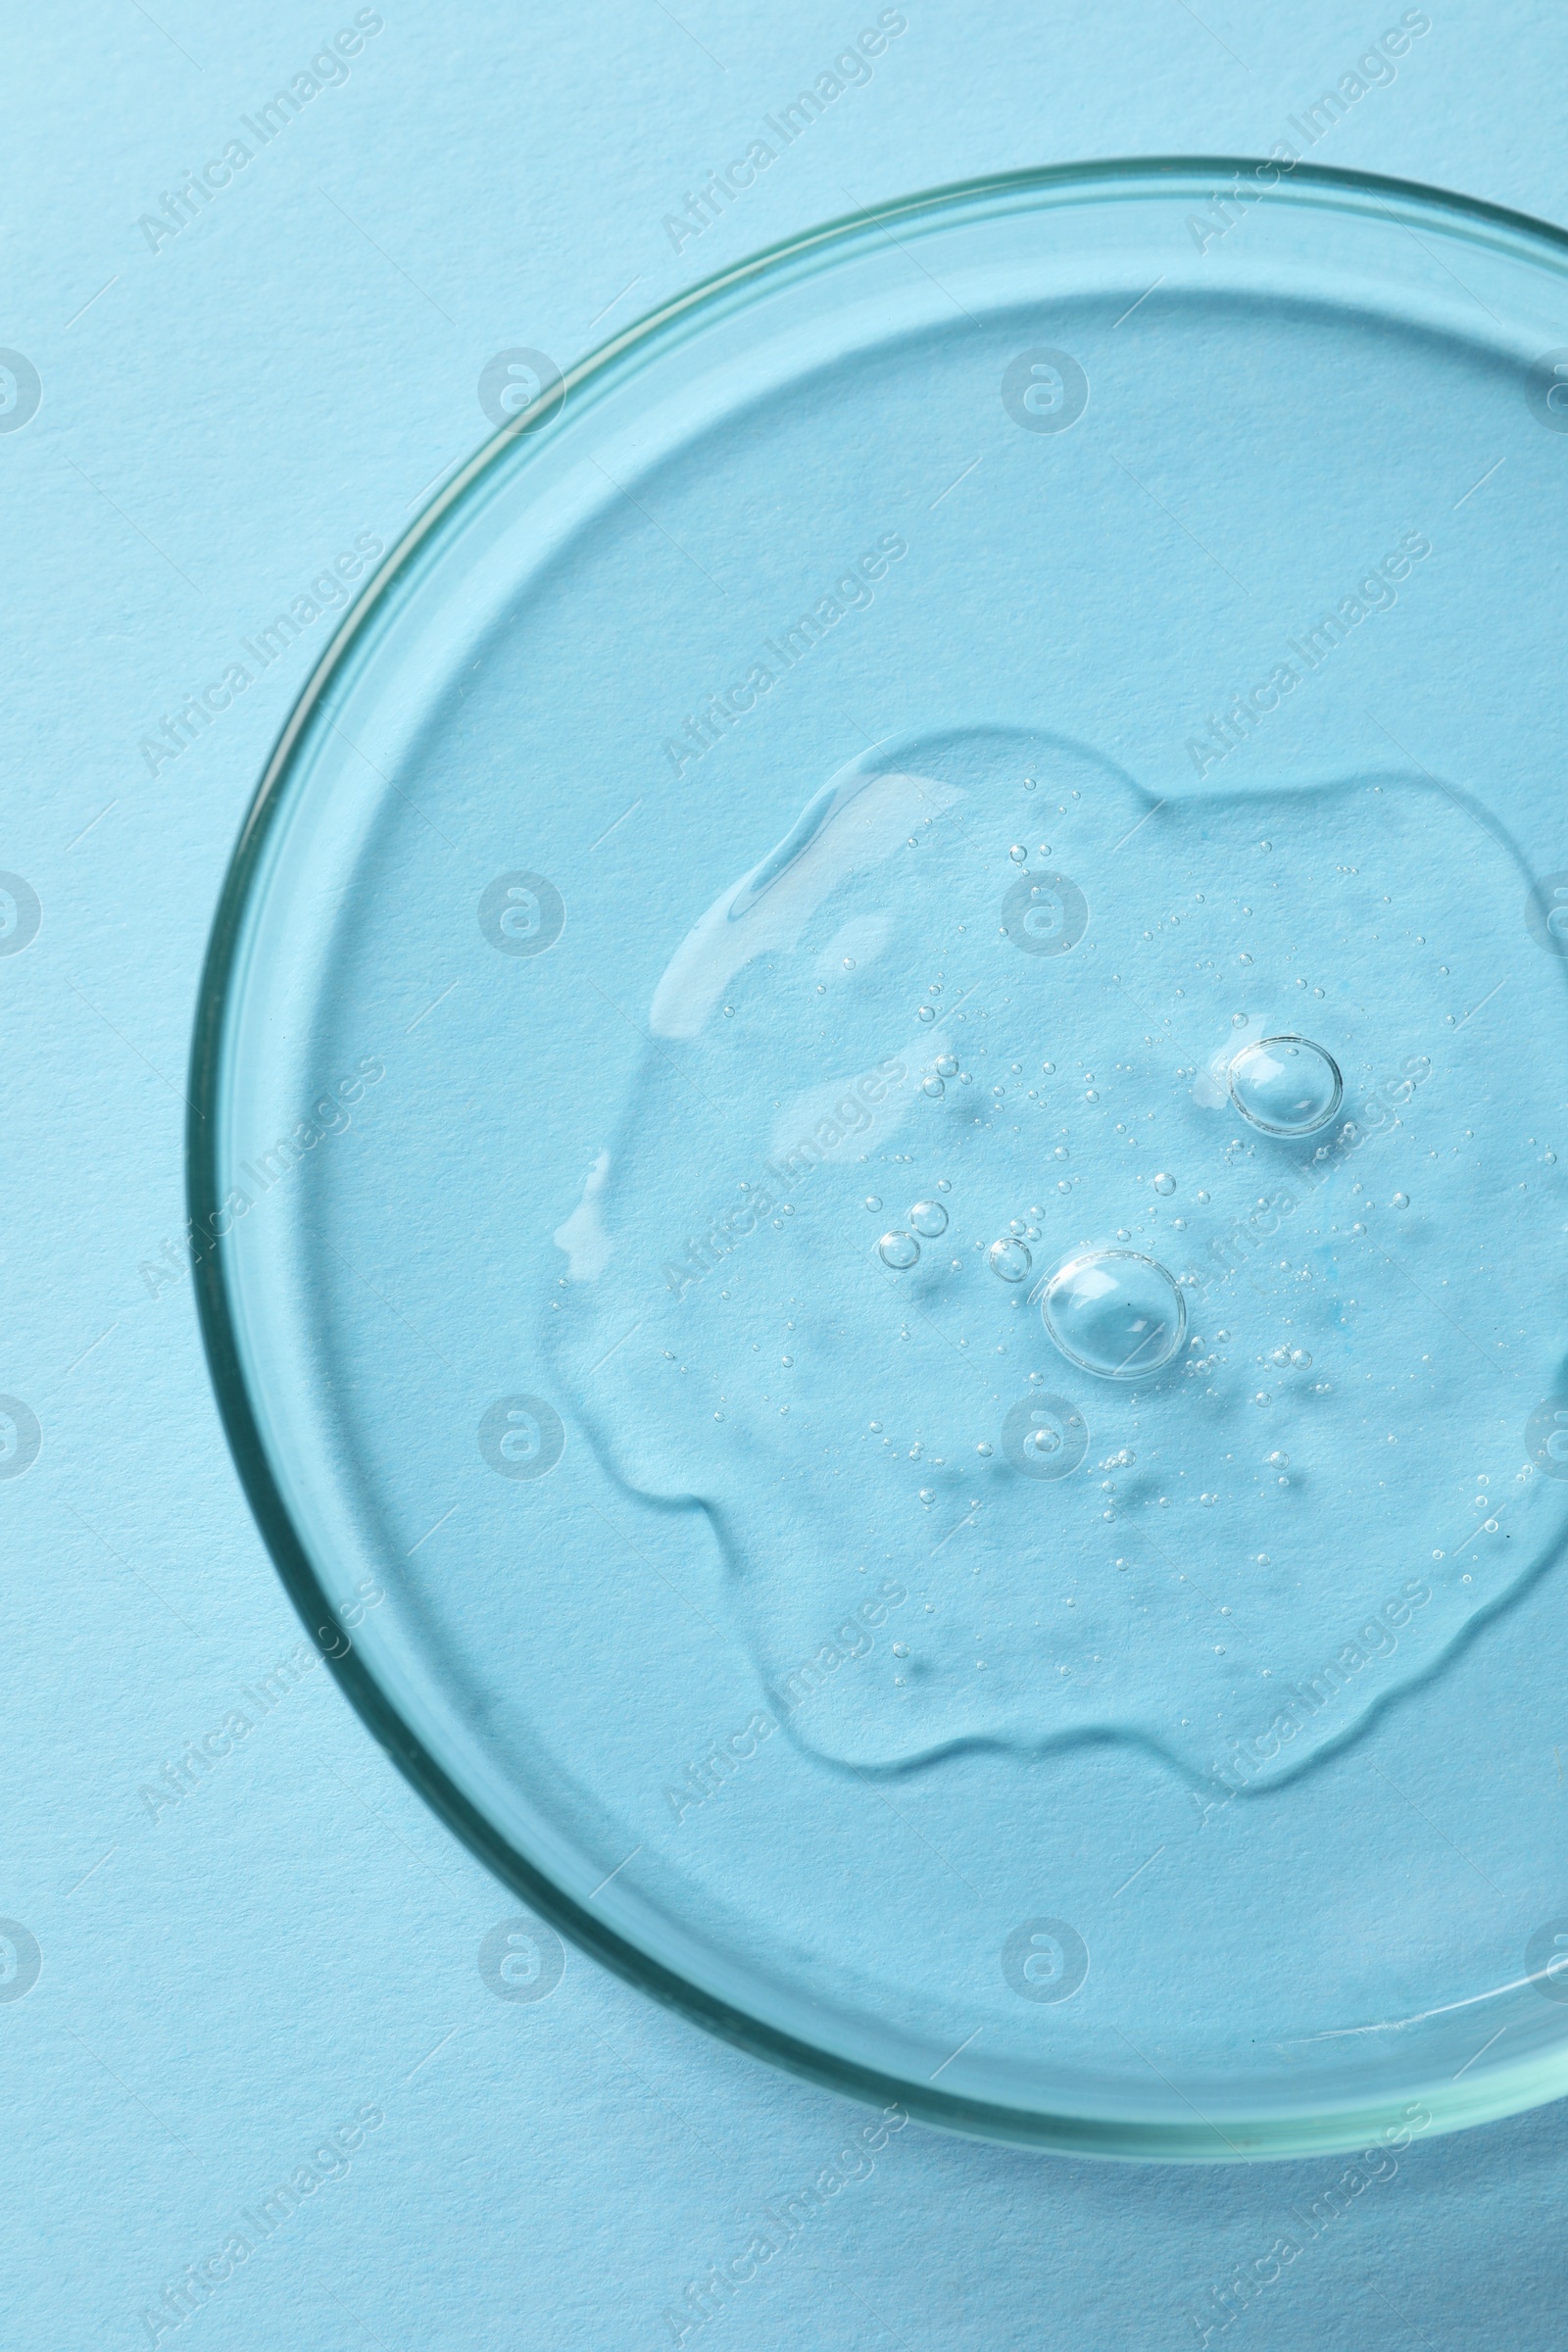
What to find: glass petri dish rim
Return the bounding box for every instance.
[186,157,1568,2161]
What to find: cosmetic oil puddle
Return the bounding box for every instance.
[544,725,1568,1786]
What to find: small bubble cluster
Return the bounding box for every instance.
[878,1196,952,1269]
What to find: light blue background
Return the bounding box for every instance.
[6,3,1568,2344]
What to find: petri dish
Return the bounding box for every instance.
[191,162,1568,2158]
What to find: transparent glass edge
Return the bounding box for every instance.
[187,158,1568,2160]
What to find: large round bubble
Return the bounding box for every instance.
[1039,1250,1186,1380]
[1228,1035,1343,1137]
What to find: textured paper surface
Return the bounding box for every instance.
[5,4,1568,2346]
